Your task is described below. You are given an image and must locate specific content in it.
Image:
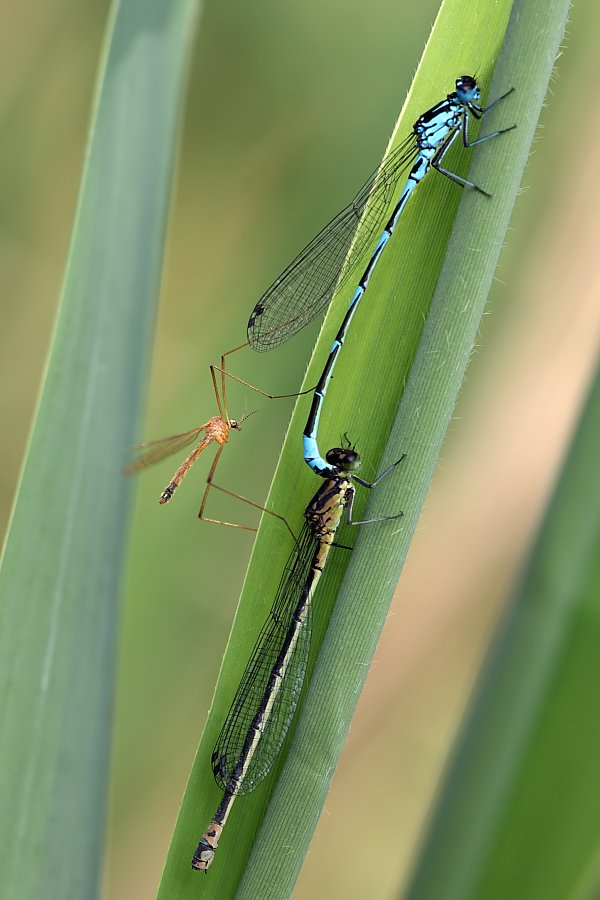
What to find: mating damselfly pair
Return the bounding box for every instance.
[127,75,515,872]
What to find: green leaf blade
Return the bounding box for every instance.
[156,0,527,898]
[230,0,573,896]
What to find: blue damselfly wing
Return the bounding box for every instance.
[247,135,417,351]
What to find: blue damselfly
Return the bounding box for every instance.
[302,79,515,462]
[243,76,516,473]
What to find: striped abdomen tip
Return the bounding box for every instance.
[159,484,176,504]
[191,822,223,872]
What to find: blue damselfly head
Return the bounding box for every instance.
[326,446,362,473]
[455,75,480,103]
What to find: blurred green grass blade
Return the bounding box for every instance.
[157,1,519,898]
[0,1,199,897]
[402,358,600,900]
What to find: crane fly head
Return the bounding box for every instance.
[230,398,258,431]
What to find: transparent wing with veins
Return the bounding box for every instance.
[122,425,209,475]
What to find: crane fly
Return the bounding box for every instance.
[124,345,313,528]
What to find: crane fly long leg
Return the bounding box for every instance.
[211,364,316,400]
[218,342,250,424]
[196,445,254,530]
[210,364,227,423]
[213,340,316,407]
[198,446,298,545]
[202,483,299,547]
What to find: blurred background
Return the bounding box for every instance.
[1,0,599,898]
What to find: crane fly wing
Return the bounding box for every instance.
[123,427,205,475]
[247,135,417,351]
